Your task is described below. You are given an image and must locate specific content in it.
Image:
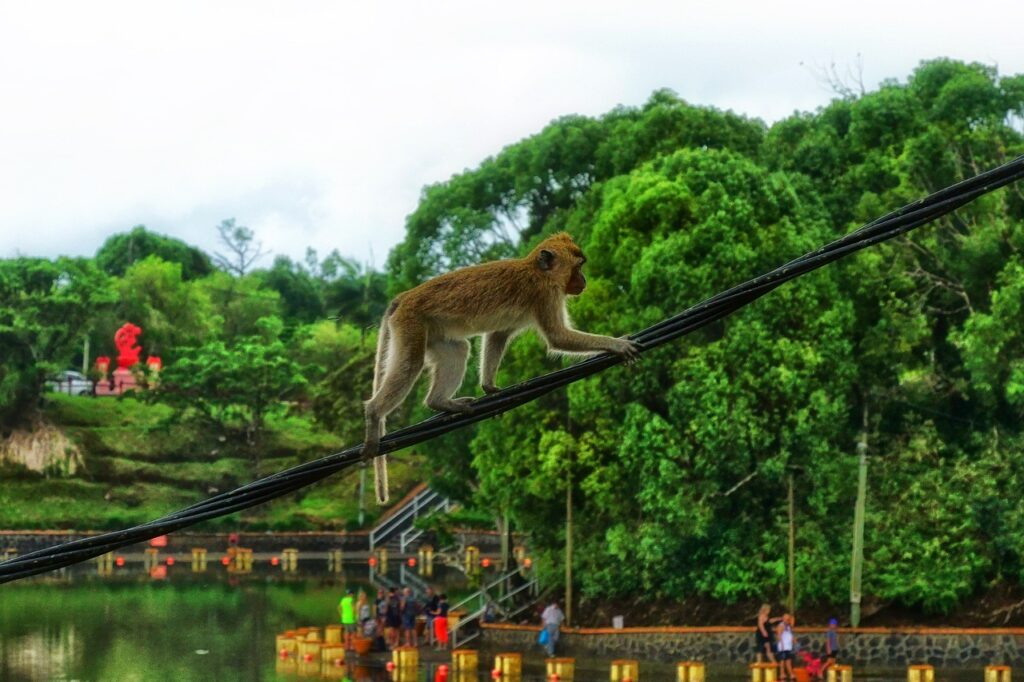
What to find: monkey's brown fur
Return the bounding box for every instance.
[364,232,639,503]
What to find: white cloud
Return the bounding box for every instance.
[1,0,1022,265]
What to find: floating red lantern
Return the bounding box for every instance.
[550,675,559,682]
[481,557,491,568]
[221,556,231,566]
[149,535,167,548]
[491,670,502,679]
[165,556,175,566]
[407,557,416,567]
[304,654,314,662]
[386,661,396,671]
[368,557,378,568]
[523,557,532,568]
[271,556,280,566]
[279,648,288,658]
[115,556,125,567]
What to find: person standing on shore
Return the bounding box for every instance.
[375,588,388,635]
[423,587,439,646]
[755,604,779,663]
[433,593,450,651]
[338,589,357,651]
[385,588,402,649]
[776,613,795,682]
[400,586,419,647]
[540,599,565,657]
[823,617,840,675]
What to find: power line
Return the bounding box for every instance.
[2,155,1022,584]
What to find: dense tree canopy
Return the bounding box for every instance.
[95,225,213,280]
[388,58,1024,612]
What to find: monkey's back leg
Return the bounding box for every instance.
[424,338,473,413]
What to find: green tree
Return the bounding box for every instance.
[198,271,281,341]
[0,258,116,426]
[254,255,325,327]
[95,225,214,280]
[153,316,306,475]
[104,256,215,357]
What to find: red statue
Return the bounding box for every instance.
[114,323,143,369]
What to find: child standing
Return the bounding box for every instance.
[776,613,795,682]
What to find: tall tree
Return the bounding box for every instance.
[213,218,267,276]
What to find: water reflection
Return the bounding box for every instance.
[0,563,466,682]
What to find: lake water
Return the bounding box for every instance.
[0,560,479,682]
[0,566,983,682]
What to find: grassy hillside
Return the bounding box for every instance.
[0,394,422,531]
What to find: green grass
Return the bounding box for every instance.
[0,478,199,530]
[4,395,425,532]
[45,392,173,427]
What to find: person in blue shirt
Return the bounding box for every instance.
[823,617,841,677]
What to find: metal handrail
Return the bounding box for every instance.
[449,567,521,612]
[369,487,444,550]
[398,498,453,552]
[371,488,437,543]
[449,575,538,648]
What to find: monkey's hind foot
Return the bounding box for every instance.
[427,396,477,415]
[482,383,502,395]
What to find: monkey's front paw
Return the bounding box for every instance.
[613,337,642,364]
[482,383,502,395]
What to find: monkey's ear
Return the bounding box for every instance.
[537,249,555,271]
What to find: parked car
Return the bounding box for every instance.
[47,370,94,396]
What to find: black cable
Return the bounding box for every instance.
[2,155,1022,585]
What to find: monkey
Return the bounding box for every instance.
[363,232,640,503]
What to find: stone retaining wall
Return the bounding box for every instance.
[482,624,1024,667]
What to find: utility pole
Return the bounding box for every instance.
[565,464,573,627]
[358,467,366,527]
[787,470,796,614]
[850,401,869,626]
[499,509,510,598]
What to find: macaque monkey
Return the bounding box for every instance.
[363,232,640,503]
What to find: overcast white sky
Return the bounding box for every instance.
[1,1,1022,268]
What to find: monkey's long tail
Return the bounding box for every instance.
[374,456,389,505]
[372,306,394,505]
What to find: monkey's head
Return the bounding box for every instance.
[533,233,587,296]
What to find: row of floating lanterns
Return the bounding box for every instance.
[274,628,1014,682]
[93,542,530,580]
[366,545,530,573]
